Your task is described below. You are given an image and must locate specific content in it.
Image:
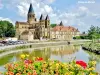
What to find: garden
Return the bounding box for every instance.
[1,54,99,75]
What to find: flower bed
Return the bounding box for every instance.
[2,54,99,75]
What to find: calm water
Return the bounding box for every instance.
[0,45,100,73]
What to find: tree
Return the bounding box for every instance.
[88,25,100,42]
[82,31,85,34]
[51,24,56,28]
[0,20,15,38]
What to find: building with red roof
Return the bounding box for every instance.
[51,21,80,40]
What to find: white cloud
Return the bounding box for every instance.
[79,6,88,11]
[44,5,53,13]
[2,0,100,32]
[40,0,56,4]
[16,0,55,20]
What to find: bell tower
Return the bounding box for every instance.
[45,15,50,38]
[27,3,35,24]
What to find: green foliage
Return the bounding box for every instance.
[73,36,89,39]
[51,24,56,28]
[88,25,100,40]
[0,20,15,37]
[74,25,100,40]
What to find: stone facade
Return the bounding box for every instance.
[51,22,80,41]
[16,4,50,41]
[16,4,80,41]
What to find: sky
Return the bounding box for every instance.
[0,0,100,32]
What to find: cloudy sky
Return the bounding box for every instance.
[0,0,100,32]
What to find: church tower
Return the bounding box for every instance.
[39,14,45,38]
[45,15,50,28]
[45,15,50,38]
[27,3,35,24]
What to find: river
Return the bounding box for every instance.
[0,45,100,73]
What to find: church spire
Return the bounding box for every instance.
[40,14,44,20]
[59,21,63,26]
[28,3,34,14]
[45,15,49,20]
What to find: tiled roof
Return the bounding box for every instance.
[52,25,79,32]
[16,21,29,24]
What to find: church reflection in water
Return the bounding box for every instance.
[51,45,80,55]
[16,45,80,61]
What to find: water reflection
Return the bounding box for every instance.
[51,45,79,55]
[0,54,14,66]
[85,51,100,72]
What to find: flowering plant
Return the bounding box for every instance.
[2,54,98,75]
[76,60,87,69]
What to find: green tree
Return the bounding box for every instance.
[88,25,100,42]
[51,24,56,28]
[0,20,15,38]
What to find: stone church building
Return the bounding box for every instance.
[16,4,50,41]
[16,3,80,41]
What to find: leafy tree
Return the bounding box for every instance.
[73,25,100,40]
[51,24,56,28]
[82,31,85,34]
[88,25,100,41]
[0,20,15,38]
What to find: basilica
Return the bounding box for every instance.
[16,3,80,41]
[16,3,50,41]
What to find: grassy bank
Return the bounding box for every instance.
[82,42,100,54]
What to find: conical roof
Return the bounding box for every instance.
[59,21,63,26]
[28,3,34,14]
[45,15,49,20]
[40,14,44,20]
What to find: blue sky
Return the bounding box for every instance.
[0,0,100,32]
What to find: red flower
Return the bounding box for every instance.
[76,60,87,69]
[35,57,43,61]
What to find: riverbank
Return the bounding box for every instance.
[82,42,100,54]
[0,40,91,52]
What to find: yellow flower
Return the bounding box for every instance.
[56,63,59,67]
[92,61,96,65]
[70,72,74,74]
[89,72,96,75]
[88,67,95,71]
[76,64,82,68]
[20,54,25,59]
[26,54,29,57]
